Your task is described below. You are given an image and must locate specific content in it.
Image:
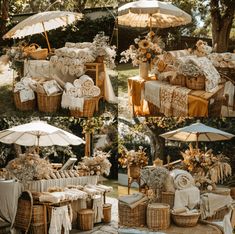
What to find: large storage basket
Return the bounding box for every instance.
[78,209,94,231]
[118,202,147,227]
[37,92,62,113]
[161,192,175,209]
[169,74,186,86]
[70,98,96,118]
[171,212,200,227]
[147,203,170,230]
[13,91,36,111]
[29,223,45,234]
[186,75,205,90]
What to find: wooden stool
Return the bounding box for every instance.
[78,209,94,231]
[147,203,170,230]
[103,203,112,223]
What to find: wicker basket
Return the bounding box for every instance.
[29,223,45,234]
[169,74,186,86]
[147,203,170,230]
[186,75,205,90]
[13,91,36,111]
[31,205,44,224]
[128,164,141,179]
[212,188,231,196]
[14,191,33,233]
[37,92,62,113]
[161,192,175,209]
[103,203,112,223]
[78,209,94,231]
[118,201,147,227]
[171,212,200,227]
[206,206,229,221]
[70,97,96,118]
[29,43,48,60]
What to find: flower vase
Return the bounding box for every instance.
[128,164,141,179]
[139,62,149,80]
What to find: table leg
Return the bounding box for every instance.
[43,205,47,234]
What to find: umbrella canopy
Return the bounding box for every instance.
[0,120,85,147]
[118,0,192,29]
[160,122,234,147]
[3,11,83,51]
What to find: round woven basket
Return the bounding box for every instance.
[147,203,170,230]
[29,49,48,60]
[37,92,62,113]
[78,209,94,231]
[186,75,205,90]
[206,206,229,221]
[70,98,96,118]
[171,212,200,227]
[13,91,36,111]
[128,164,141,179]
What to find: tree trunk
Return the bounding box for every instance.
[210,0,235,52]
[0,0,9,33]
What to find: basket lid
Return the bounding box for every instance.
[103,203,112,208]
[148,203,170,209]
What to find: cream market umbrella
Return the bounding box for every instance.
[0,120,85,149]
[118,0,192,30]
[3,11,83,52]
[160,122,234,148]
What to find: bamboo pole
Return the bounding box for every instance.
[85,133,91,157]
[42,22,51,52]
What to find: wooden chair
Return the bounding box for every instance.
[14,191,33,234]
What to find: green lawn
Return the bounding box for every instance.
[117,63,138,94]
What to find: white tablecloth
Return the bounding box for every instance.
[0,180,23,226]
[24,60,117,103]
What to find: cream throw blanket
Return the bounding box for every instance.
[174,186,200,210]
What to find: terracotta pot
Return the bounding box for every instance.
[128,164,141,179]
[139,62,149,79]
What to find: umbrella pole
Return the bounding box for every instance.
[150,14,152,31]
[196,133,199,149]
[42,23,51,52]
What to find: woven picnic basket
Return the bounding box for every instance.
[147,203,170,230]
[13,91,36,111]
[70,97,96,118]
[37,92,62,113]
[28,43,48,60]
[29,205,45,234]
[171,212,200,227]
[169,74,186,86]
[118,201,147,227]
[161,192,175,209]
[186,75,205,90]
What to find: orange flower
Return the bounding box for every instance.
[146,53,152,59]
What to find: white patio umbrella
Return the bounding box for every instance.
[0,120,85,148]
[160,122,234,148]
[3,11,83,51]
[118,0,192,30]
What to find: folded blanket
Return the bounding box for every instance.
[88,86,100,97]
[96,184,113,193]
[77,75,94,88]
[170,169,195,190]
[200,193,233,219]
[39,192,66,203]
[68,65,77,76]
[174,186,200,210]
[119,192,144,205]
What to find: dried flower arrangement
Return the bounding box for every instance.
[77,150,112,176]
[6,153,53,182]
[120,31,164,67]
[92,32,116,69]
[193,40,212,57]
[181,144,232,190]
[118,146,148,168]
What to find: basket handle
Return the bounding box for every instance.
[28,43,40,49]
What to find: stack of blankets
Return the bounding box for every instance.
[50,42,96,77]
[208,53,235,69]
[61,75,100,111]
[119,192,148,209]
[14,77,37,102]
[170,169,200,210]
